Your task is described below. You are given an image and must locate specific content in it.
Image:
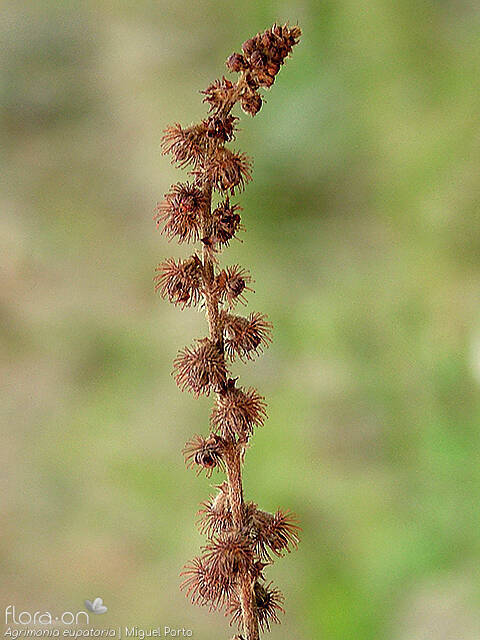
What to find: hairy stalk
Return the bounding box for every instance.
[200,184,220,337]
[225,450,258,639]
[201,173,259,639]
[155,24,301,639]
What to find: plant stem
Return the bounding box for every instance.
[201,186,260,640]
[225,449,259,640]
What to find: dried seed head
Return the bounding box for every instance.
[181,556,234,611]
[211,379,267,440]
[226,52,247,73]
[240,90,262,116]
[228,23,302,89]
[214,265,252,308]
[202,148,252,194]
[254,581,285,632]
[173,338,226,396]
[222,311,272,360]
[197,482,232,537]
[202,77,236,113]
[183,434,226,478]
[204,114,238,142]
[180,557,212,607]
[203,530,254,580]
[208,198,242,248]
[246,506,300,559]
[154,255,203,308]
[228,581,284,632]
[161,122,208,168]
[154,183,206,243]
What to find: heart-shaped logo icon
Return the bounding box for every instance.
[85,598,108,614]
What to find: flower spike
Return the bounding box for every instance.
[155,23,301,640]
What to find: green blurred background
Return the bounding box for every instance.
[2,1,480,638]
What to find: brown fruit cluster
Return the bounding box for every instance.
[226,23,302,115]
[155,23,301,640]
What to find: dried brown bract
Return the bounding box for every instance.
[198,483,233,537]
[228,582,284,633]
[173,338,226,396]
[154,255,203,308]
[211,381,267,441]
[183,433,226,477]
[205,114,238,142]
[181,556,233,611]
[226,53,248,73]
[240,90,262,116]
[246,506,300,560]
[155,23,301,640]
[161,123,208,168]
[222,312,273,361]
[202,77,236,113]
[203,530,254,580]
[200,148,252,194]
[214,266,253,308]
[154,182,206,243]
[254,582,285,632]
[239,24,301,89]
[209,198,243,248]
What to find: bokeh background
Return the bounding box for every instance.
[2,1,480,638]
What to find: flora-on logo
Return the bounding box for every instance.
[5,605,88,625]
[84,598,108,614]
